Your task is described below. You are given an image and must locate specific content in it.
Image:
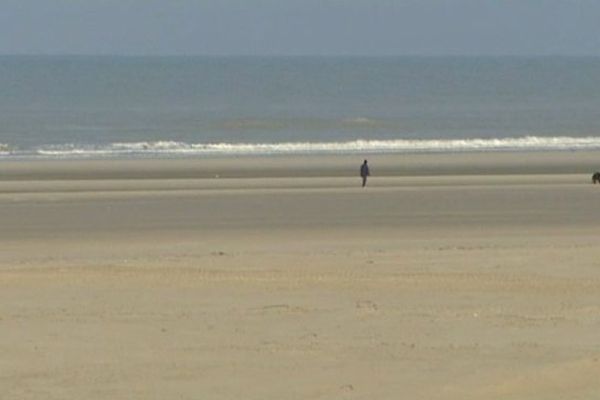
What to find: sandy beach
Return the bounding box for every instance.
[2,151,600,399]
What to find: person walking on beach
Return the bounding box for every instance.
[360,159,370,187]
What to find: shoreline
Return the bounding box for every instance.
[1,150,600,181]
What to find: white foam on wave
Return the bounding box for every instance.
[19,136,600,158]
[342,117,379,125]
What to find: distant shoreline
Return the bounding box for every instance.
[3,137,600,161]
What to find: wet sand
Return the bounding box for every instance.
[1,152,600,399]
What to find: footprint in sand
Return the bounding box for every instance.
[356,300,379,315]
[250,304,309,315]
[340,384,354,392]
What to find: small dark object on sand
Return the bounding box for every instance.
[593,172,600,184]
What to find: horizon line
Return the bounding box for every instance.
[2,53,600,59]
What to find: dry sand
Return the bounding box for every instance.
[1,152,600,399]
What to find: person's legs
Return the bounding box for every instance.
[362,176,367,187]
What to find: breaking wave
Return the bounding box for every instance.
[0,143,10,154]
[3,136,600,158]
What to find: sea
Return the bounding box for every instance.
[1,55,600,159]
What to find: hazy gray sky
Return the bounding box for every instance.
[1,0,599,56]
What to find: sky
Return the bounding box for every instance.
[1,0,600,56]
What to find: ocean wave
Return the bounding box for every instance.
[341,117,381,126]
[3,136,600,158]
